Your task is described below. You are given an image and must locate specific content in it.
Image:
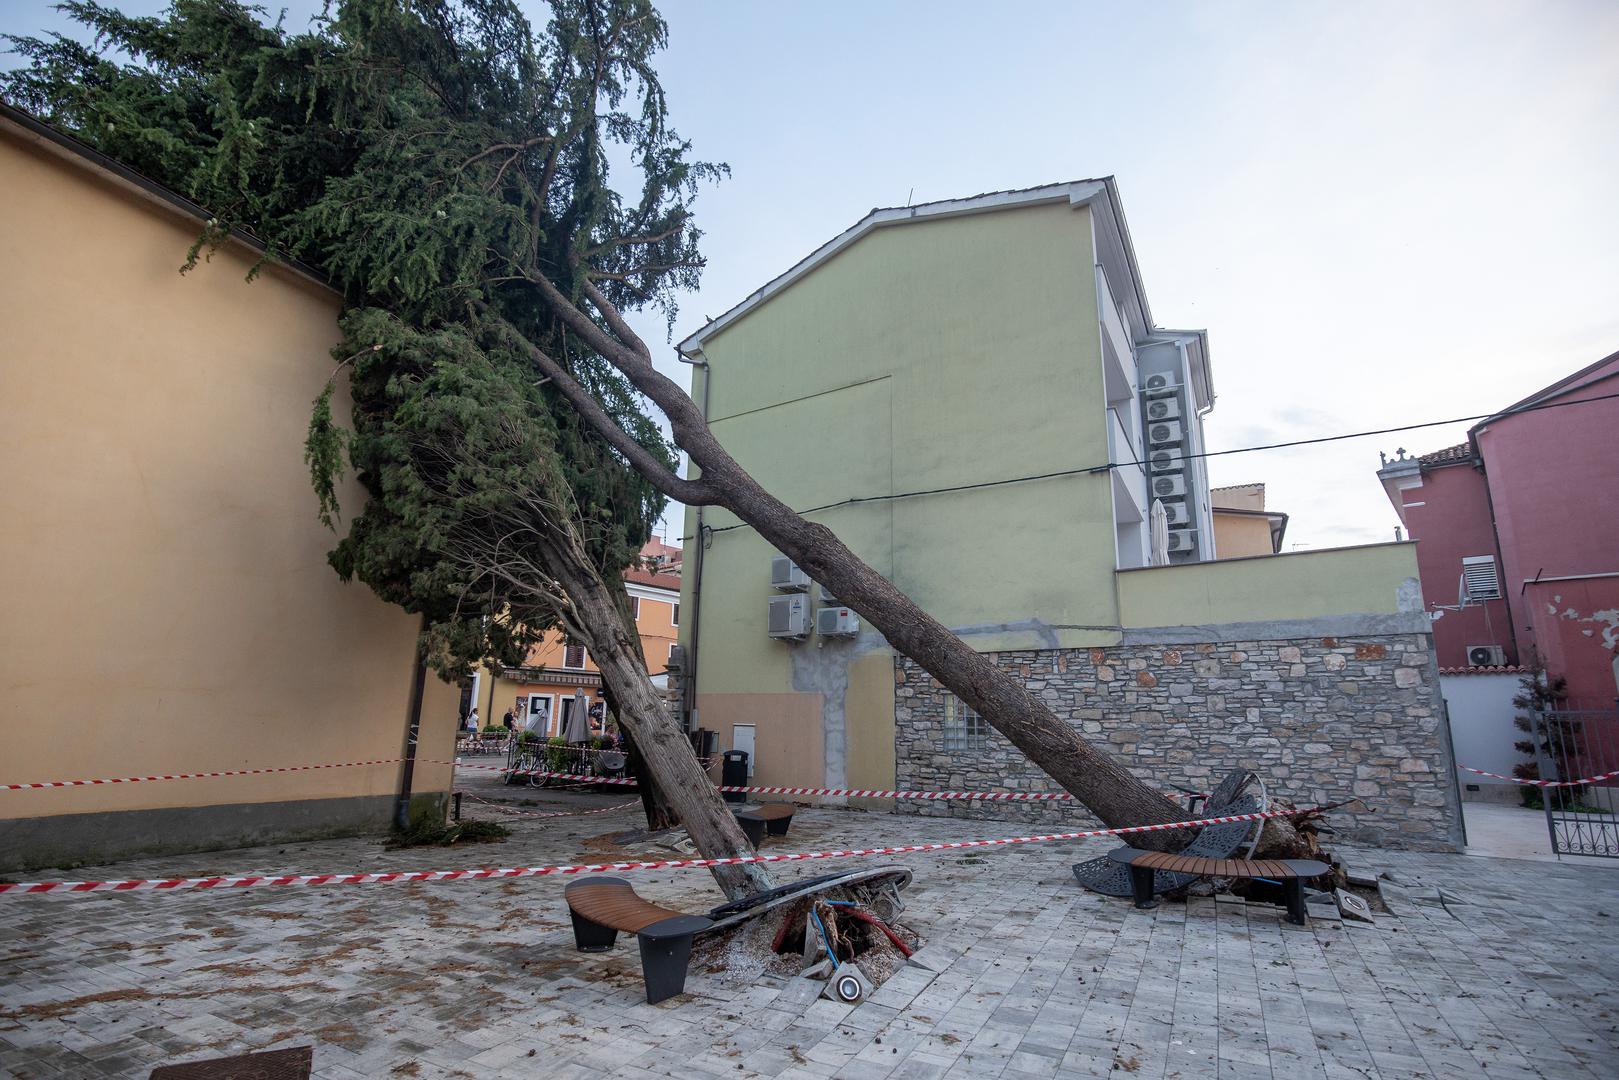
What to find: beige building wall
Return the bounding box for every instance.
[0,119,457,871]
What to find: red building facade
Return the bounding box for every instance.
[1378,351,1619,706]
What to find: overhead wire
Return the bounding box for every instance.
[676,387,1619,542]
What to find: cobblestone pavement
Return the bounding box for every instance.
[2,796,1616,1079]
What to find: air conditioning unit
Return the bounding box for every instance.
[1159,498,1190,525]
[770,554,810,591]
[1151,473,1187,498]
[1467,644,1507,668]
[768,594,809,639]
[1142,373,1179,396]
[1149,449,1184,473]
[817,605,860,637]
[1147,419,1185,446]
[1166,528,1198,553]
[817,582,838,604]
[1144,397,1181,422]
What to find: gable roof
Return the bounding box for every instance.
[677,178,1213,409]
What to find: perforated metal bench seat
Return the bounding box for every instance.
[563,876,713,1003]
[1108,847,1330,925]
[733,802,794,846]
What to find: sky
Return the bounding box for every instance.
[7,0,1617,550]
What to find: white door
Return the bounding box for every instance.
[732,724,756,777]
[527,695,552,736]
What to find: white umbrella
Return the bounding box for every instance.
[564,688,592,744]
[1149,498,1170,567]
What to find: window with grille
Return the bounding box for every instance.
[942,696,988,753]
[563,642,587,669]
[1461,555,1501,602]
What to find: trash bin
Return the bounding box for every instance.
[721,749,749,804]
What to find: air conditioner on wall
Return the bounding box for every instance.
[1149,449,1185,473]
[1144,397,1181,422]
[768,594,809,639]
[817,582,838,604]
[1160,499,1190,525]
[817,605,860,637]
[1467,644,1507,667]
[1166,528,1198,553]
[1147,419,1185,446]
[771,554,810,591]
[1143,373,1179,395]
[1151,473,1187,498]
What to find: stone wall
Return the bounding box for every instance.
[893,633,1463,850]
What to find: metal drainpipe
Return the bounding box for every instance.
[394,615,430,831]
[677,349,710,732]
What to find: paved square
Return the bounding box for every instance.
[2,795,1616,1078]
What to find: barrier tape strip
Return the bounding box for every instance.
[460,766,1203,802]
[0,758,410,791]
[1457,764,1619,788]
[0,805,1315,895]
[3,757,1196,803]
[460,793,641,820]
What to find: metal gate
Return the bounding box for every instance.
[1529,701,1619,857]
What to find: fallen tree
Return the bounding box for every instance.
[4,0,1189,859]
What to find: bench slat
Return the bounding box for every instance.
[566,881,687,934]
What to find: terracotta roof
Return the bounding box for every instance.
[623,566,679,592]
[1418,444,1472,467]
[1438,665,1529,675]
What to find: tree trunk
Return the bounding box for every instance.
[595,590,682,833]
[538,518,773,900]
[498,296,1191,846]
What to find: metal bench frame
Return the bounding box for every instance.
[564,876,713,1004]
[733,803,794,847]
[1108,847,1330,925]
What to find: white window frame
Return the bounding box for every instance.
[671,601,680,627]
[562,642,588,670]
[629,596,641,620]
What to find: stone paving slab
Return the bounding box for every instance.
[2,798,1617,1078]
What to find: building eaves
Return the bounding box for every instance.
[1417,443,1473,468]
[0,101,332,291]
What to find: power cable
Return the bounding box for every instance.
[677,386,1619,542]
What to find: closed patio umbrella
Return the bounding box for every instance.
[1149,498,1170,567]
[564,688,592,744]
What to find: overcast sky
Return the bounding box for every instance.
[9,1,1617,550]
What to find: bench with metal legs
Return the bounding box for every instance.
[1108,848,1331,926]
[733,802,795,847]
[563,876,714,1003]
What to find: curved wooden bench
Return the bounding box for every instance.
[733,802,794,846]
[1108,848,1330,926]
[563,877,713,1003]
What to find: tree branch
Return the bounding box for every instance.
[474,301,719,505]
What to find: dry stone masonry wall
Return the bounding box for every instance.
[894,633,1463,850]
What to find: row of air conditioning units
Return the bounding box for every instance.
[769,555,860,640]
[1141,372,1199,557]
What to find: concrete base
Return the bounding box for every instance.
[0,791,450,874]
[1460,781,1524,805]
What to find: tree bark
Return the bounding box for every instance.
[536,513,773,900]
[498,292,1191,846]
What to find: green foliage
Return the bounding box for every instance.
[386,817,510,848]
[1512,671,1581,804]
[5,0,715,678]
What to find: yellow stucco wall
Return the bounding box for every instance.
[1212,512,1276,558]
[1117,542,1421,629]
[0,123,457,825]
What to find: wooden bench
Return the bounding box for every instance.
[733,802,795,846]
[563,877,713,1003]
[1108,848,1330,925]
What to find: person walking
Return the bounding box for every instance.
[466,706,480,732]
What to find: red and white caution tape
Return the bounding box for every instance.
[1457,764,1619,787]
[0,805,1314,896]
[461,766,1201,803]
[0,758,411,791]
